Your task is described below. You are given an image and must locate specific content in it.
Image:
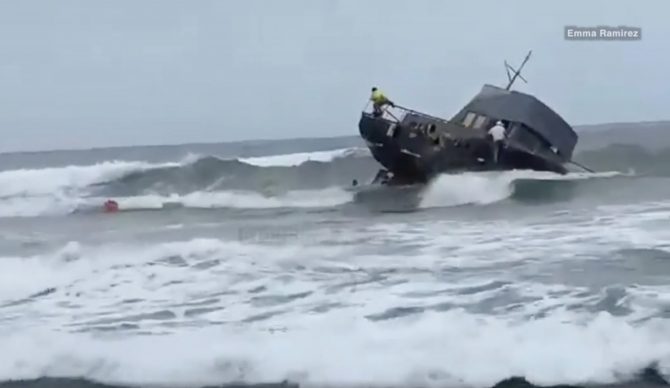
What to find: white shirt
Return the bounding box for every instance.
[488,124,506,141]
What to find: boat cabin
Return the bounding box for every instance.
[450,84,577,163]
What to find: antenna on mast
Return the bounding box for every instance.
[504,50,532,90]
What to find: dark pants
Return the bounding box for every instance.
[492,140,503,163]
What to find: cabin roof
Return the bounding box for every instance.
[453,84,578,159]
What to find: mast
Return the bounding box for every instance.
[504,50,532,90]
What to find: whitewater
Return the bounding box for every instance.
[2,139,670,388]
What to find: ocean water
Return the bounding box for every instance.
[2,133,670,388]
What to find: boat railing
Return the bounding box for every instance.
[362,101,452,125]
[393,104,452,125]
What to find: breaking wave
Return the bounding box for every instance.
[418,170,626,209]
[2,237,670,388]
[1,373,668,388]
[239,147,370,166]
[75,187,354,213]
[2,313,670,388]
[0,143,663,218]
[0,148,373,217]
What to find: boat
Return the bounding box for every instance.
[358,51,591,186]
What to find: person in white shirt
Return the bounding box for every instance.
[488,120,507,163]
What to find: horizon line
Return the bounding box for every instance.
[1,118,669,156]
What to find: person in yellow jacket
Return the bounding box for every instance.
[370,87,394,117]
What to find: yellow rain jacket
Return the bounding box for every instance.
[371,89,387,104]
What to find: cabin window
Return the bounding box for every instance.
[473,115,488,129]
[463,112,476,127]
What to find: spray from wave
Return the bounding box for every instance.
[418,170,626,209]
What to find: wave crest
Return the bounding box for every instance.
[1,311,670,388]
[417,170,625,209]
[0,148,373,217]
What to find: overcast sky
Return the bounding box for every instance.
[0,0,667,152]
